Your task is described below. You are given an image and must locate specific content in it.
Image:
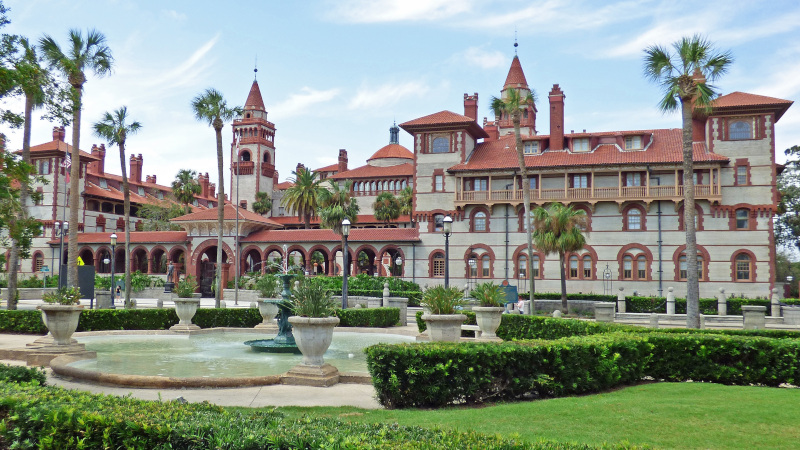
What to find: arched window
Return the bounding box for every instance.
[389,181,395,191]
[627,209,642,230]
[521,210,534,231]
[532,255,540,278]
[481,255,491,278]
[729,120,752,140]
[637,255,647,279]
[432,252,445,277]
[432,137,449,153]
[735,253,752,281]
[401,180,407,189]
[623,256,633,279]
[473,211,488,232]
[569,255,579,279]
[582,255,593,279]
[263,152,270,164]
[240,150,251,162]
[468,254,478,278]
[518,254,527,279]
[679,254,704,281]
[33,253,44,272]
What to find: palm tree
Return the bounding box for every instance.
[6,37,51,309]
[252,191,272,215]
[191,88,242,307]
[93,106,141,309]
[40,29,113,288]
[643,35,732,329]
[319,179,359,232]
[491,87,536,301]
[398,186,413,216]
[282,167,323,229]
[373,192,400,224]
[172,169,201,214]
[532,203,587,313]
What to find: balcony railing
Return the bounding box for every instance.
[455,184,721,205]
[261,163,275,177]
[232,161,254,175]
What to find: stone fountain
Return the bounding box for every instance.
[245,247,300,353]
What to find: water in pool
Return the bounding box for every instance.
[70,332,414,378]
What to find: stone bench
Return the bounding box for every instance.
[461,324,482,338]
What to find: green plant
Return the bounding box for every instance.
[0,364,46,385]
[129,270,153,292]
[95,274,112,290]
[41,286,81,305]
[174,275,198,298]
[290,282,338,317]
[336,307,399,327]
[421,285,465,314]
[471,281,505,307]
[255,273,280,298]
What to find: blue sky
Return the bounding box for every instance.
[4,0,800,192]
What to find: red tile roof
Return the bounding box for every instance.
[367,143,414,161]
[51,231,188,245]
[710,92,793,120]
[503,55,528,89]
[315,163,339,173]
[269,214,412,226]
[275,181,294,190]
[448,130,728,172]
[21,139,100,161]
[242,227,419,243]
[244,80,265,111]
[84,183,149,204]
[171,203,282,227]
[400,111,489,139]
[330,162,413,180]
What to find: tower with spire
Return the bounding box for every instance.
[230,73,277,214]
[495,41,537,137]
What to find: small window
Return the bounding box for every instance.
[628,209,642,230]
[481,255,490,277]
[582,255,592,278]
[624,136,642,150]
[34,253,44,272]
[735,209,749,230]
[38,160,51,175]
[518,255,527,278]
[679,254,703,281]
[473,211,487,232]
[241,150,251,162]
[279,206,285,216]
[99,179,107,188]
[573,174,589,188]
[138,186,145,196]
[729,120,753,140]
[735,253,752,281]
[529,177,537,190]
[158,191,164,200]
[473,178,488,191]
[637,255,647,279]
[432,137,449,153]
[432,253,445,277]
[573,138,590,152]
[569,256,578,278]
[524,141,539,154]
[623,256,633,279]
[434,214,444,232]
[626,173,642,186]
[532,255,540,278]
[736,165,748,185]
[468,255,478,278]
[434,175,444,191]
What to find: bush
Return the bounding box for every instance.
[0,364,46,385]
[0,381,537,449]
[76,309,179,332]
[336,307,400,327]
[17,275,58,288]
[193,308,262,328]
[290,282,338,317]
[421,285,465,314]
[497,314,620,340]
[624,296,773,315]
[41,286,81,305]
[520,292,617,302]
[174,275,198,298]
[0,310,48,334]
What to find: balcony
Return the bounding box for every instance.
[261,163,275,177]
[232,161,254,175]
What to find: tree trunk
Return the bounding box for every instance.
[559,252,568,313]
[67,84,82,289]
[120,140,132,308]
[215,123,224,308]
[681,98,700,328]
[512,112,536,301]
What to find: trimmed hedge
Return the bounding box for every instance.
[415,310,478,337]
[0,310,48,334]
[77,308,179,331]
[497,314,620,340]
[336,307,400,327]
[366,332,800,408]
[0,381,552,449]
[520,292,617,302]
[624,296,800,315]
[193,308,261,328]
[0,364,46,385]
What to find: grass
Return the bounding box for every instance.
[267,382,800,448]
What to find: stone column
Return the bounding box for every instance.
[595,302,616,323]
[771,288,781,318]
[716,288,726,316]
[742,305,767,330]
[649,313,659,329]
[382,282,390,307]
[666,287,675,315]
[616,287,626,313]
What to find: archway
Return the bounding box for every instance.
[378,246,404,277]
[355,246,377,276]
[151,247,167,274]
[243,247,263,274]
[78,247,94,268]
[131,247,148,273]
[264,247,283,274]
[96,247,112,274]
[195,245,230,297]
[309,248,329,276]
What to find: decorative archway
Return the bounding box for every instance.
[354,245,378,276]
[130,246,149,273]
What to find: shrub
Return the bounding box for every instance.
[520,292,616,302]
[291,282,338,317]
[0,364,46,385]
[421,285,465,314]
[0,310,47,334]
[174,275,198,298]
[497,314,620,340]
[472,282,505,307]
[624,296,773,315]
[336,307,400,327]
[17,275,58,288]
[193,308,261,328]
[41,286,81,305]
[129,271,155,292]
[76,309,179,332]
[255,273,280,298]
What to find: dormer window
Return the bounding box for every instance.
[524,141,540,154]
[573,138,590,152]
[158,191,164,199]
[624,136,642,150]
[432,137,449,153]
[99,179,107,188]
[138,187,145,196]
[729,119,753,140]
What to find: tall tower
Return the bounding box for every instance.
[231,77,277,213]
[496,55,537,136]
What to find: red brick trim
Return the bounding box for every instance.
[469,206,491,232]
[565,245,598,280]
[733,158,751,186]
[512,244,544,279]
[432,168,445,192]
[672,244,710,281]
[428,249,446,278]
[616,244,654,281]
[621,203,647,231]
[463,244,495,279]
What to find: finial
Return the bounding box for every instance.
[254,55,258,80]
[514,28,518,55]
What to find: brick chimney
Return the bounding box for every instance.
[691,69,707,142]
[338,149,348,173]
[464,93,478,121]
[89,144,106,174]
[483,117,498,141]
[52,126,66,142]
[548,84,565,151]
[199,173,209,197]
[296,163,305,175]
[273,170,279,185]
[209,182,216,199]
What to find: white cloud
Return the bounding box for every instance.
[161,9,187,22]
[270,87,341,118]
[324,0,473,23]
[348,81,430,110]
[451,46,507,69]
[142,33,221,90]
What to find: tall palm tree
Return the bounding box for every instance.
[373,191,400,224]
[319,178,359,233]
[172,169,201,214]
[93,106,141,309]
[6,37,51,309]
[282,167,323,229]
[40,29,113,288]
[491,87,536,300]
[532,203,587,313]
[643,35,732,329]
[398,186,413,216]
[191,88,242,307]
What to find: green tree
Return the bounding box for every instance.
[644,35,732,329]
[172,169,201,214]
[93,106,141,308]
[398,185,412,216]
[319,179,359,232]
[373,191,400,224]
[252,191,272,215]
[777,145,800,251]
[282,167,323,229]
[532,203,587,313]
[40,28,113,288]
[191,88,242,307]
[491,83,536,301]
[138,201,183,231]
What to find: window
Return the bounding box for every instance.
[529,177,537,190]
[729,120,753,140]
[679,254,703,281]
[582,255,592,278]
[481,255,490,277]
[524,141,539,154]
[241,150,251,162]
[467,178,488,191]
[736,166,748,185]
[432,137,449,153]
[434,214,444,232]
[522,210,534,231]
[434,175,444,191]
[573,138,590,152]
[158,191,164,200]
[38,159,51,175]
[625,136,642,150]
[468,255,478,278]
[532,255,540,278]
[625,172,642,186]
[735,253,752,281]
[572,174,589,188]
[99,179,107,188]
[627,209,642,230]
[637,255,647,279]
[735,209,749,230]
[279,206,285,216]
[432,253,445,277]
[138,186,145,196]
[473,211,487,232]
[569,256,578,278]
[623,256,633,279]
[518,255,527,278]
[34,253,44,272]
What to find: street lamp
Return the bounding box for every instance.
[110,233,117,309]
[443,215,453,288]
[55,221,68,288]
[395,256,402,278]
[341,218,351,309]
[468,257,477,292]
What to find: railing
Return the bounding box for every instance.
[233,161,254,175]
[456,184,721,204]
[261,163,275,177]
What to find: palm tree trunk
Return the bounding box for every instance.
[512,113,536,301]
[215,125,224,308]
[67,85,82,289]
[559,253,568,313]
[120,141,132,308]
[681,98,700,328]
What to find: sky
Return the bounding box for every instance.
[3,0,800,194]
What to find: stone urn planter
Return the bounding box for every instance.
[38,304,84,346]
[472,306,505,339]
[288,316,340,366]
[170,299,201,332]
[255,299,280,329]
[421,313,467,342]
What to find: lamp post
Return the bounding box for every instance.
[55,221,68,289]
[443,215,453,288]
[341,218,351,309]
[234,152,241,306]
[395,256,402,278]
[110,233,117,309]
[787,275,795,298]
[468,257,476,293]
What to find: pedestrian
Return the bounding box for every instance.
[115,285,121,302]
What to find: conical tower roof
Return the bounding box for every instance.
[503,55,529,90]
[244,80,265,111]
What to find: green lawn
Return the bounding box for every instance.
[270,383,800,449]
